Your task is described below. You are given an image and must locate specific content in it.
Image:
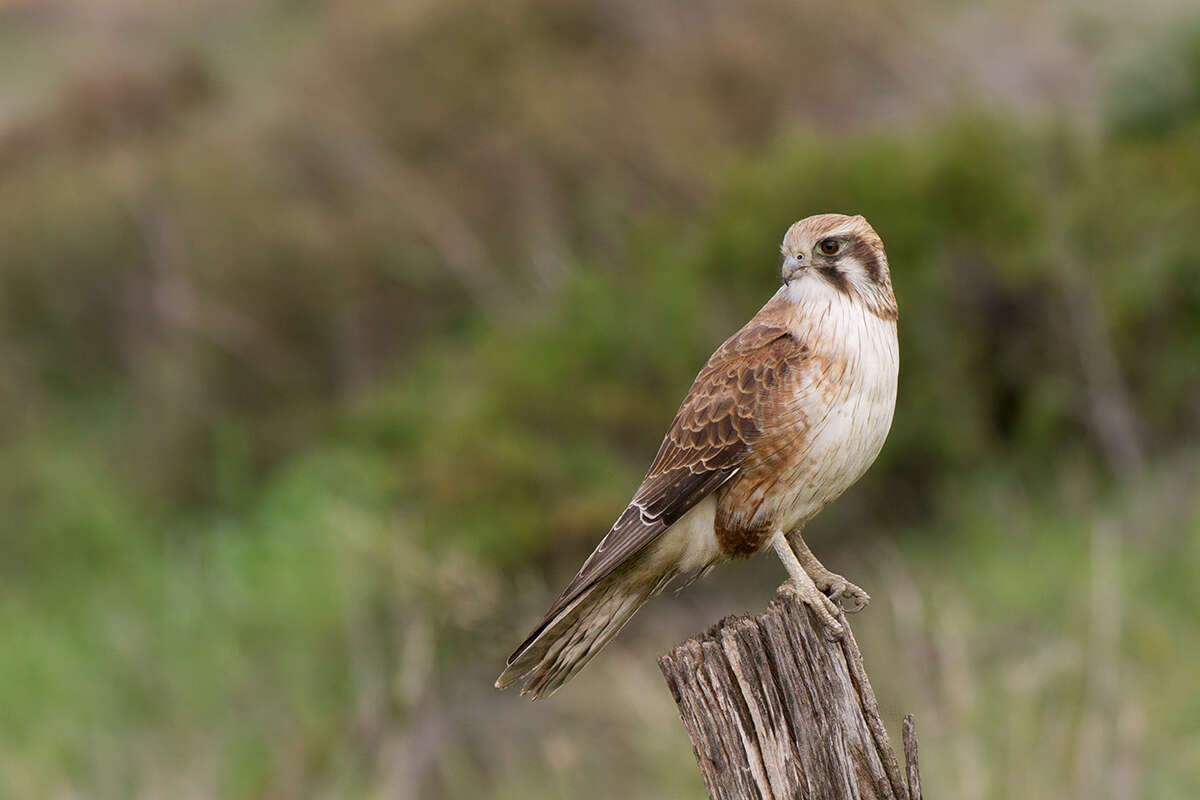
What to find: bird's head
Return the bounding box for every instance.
[779,214,896,319]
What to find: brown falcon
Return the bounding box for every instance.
[496,213,899,699]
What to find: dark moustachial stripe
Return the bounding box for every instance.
[817,265,851,294]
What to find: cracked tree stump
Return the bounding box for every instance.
[659,591,922,800]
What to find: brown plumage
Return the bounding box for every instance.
[498,213,899,698]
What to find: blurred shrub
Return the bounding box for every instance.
[1108,21,1200,139]
[3,2,1191,527]
[4,102,1200,542]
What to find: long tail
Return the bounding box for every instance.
[495,566,673,699]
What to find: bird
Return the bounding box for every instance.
[496,213,899,699]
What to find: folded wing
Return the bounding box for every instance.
[507,320,804,662]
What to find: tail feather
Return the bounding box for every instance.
[495,568,673,699]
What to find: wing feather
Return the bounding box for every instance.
[509,319,804,663]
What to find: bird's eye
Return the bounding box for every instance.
[818,238,841,256]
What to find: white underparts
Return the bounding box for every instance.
[642,494,723,577]
[771,275,899,534]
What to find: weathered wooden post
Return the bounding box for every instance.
[659,591,922,800]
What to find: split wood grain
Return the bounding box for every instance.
[659,591,921,800]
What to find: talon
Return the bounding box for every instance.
[843,588,870,614]
[782,579,844,638]
[815,575,870,615]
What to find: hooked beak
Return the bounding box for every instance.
[781,254,805,283]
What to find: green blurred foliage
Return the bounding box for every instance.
[1108,20,1200,139]
[1,0,1199,797]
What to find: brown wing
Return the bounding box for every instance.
[508,320,804,662]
